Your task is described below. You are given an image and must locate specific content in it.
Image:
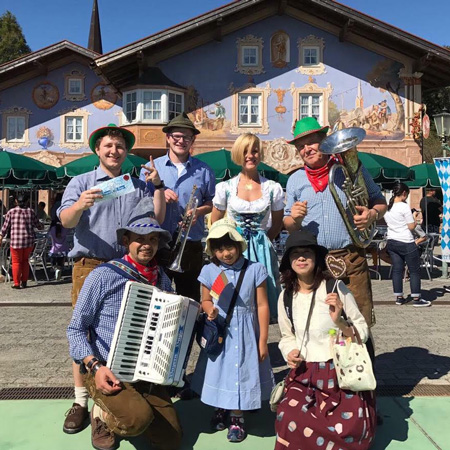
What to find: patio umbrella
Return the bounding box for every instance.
[194,148,288,188]
[56,153,149,179]
[0,151,58,226]
[358,152,413,184]
[405,163,440,188]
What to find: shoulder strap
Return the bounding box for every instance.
[283,289,294,334]
[100,259,150,285]
[225,259,249,327]
[283,287,316,350]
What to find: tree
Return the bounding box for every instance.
[0,11,31,64]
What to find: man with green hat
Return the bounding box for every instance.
[283,117,387,337]
[140,112,215,303]
[58,124,166,434]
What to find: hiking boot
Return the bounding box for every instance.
[210,408,229,431]
[227,415,247,443]
[63,402,89,434]
[395,296,408,305]
[91,409,116,450]
[413,299,431,308]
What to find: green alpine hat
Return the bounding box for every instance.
[287,117,329,144]
[162,112,200,135]
[88,123,136,152]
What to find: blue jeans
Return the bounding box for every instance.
[386,239,421,297]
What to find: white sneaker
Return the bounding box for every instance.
[55,269,62,280]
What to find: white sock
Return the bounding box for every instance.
[74,386,89,408]
[92,404,107,422]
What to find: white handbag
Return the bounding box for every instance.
[332,326,376,392]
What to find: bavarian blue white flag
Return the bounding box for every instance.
[434,158,450,261]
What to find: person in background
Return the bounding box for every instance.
[37,201,50,222]
[420,189,442,233]
[384,182,430,307]
[50,193,63,222]
[58,124,165,435]
[0,194,43,288]
[211,133,284,321]
[48,219,69,280]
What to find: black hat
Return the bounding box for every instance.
[279,230,328,272]
[162,112,200,135]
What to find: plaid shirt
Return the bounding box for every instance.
[0,206,40,248]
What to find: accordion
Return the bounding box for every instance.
[107,281,200,386]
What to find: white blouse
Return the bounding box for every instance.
[213,175,285,231]
[277,280,369,363]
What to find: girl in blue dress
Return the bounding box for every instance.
[191,218,274,443]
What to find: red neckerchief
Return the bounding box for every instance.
[124,254,158,286]
[305,158,335,193]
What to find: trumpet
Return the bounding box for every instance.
[169,185,198,273]
[319,127,376,248]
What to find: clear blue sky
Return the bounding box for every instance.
[1,0,449,54]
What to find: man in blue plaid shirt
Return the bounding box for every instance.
[67,201,182,450]
[283,117,387,335]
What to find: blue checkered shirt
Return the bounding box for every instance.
[67,262,172,362]
[284,165,384,250]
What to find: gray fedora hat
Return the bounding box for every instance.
[116,197,172,249]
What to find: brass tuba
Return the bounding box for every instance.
[169,185,199,273]
[319,127,376,248]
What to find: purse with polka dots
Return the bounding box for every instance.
[332,325,376,392]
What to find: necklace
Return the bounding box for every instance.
[245,182,253,191]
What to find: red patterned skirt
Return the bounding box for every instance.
[275,360,376,450]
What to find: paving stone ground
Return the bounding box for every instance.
[1,261,450,390]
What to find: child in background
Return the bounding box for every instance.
[48,220,69,280]
[191,218,274,443]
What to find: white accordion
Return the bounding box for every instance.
[107,281,200,387]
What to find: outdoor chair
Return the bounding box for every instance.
[0,239,11,283]
[29,237,50,282]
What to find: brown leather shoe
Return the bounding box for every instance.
[63,402,89,434]
[91,409,116,450]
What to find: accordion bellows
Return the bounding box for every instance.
[107,282,200,386]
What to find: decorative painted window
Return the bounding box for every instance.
[169,92,183,121]
[7,116,26,142]
[64,70,86,101]
[290,81,333,136]
[297,36,326,75]
[299,94,321,120]
[303,47,319,66]
[122,89,185,125]
[235,35,264,75]
[59,107,91,150]
[230,82,271,134]
[68,78,82,95]
[124,91,137,122]
[1,107,31,149]
[238,94,261,126]
[65,116,83,142]
[242,46,258,66]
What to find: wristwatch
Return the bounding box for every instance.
[153,180,165,190]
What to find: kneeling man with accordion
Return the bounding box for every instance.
[67,198,199,450]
